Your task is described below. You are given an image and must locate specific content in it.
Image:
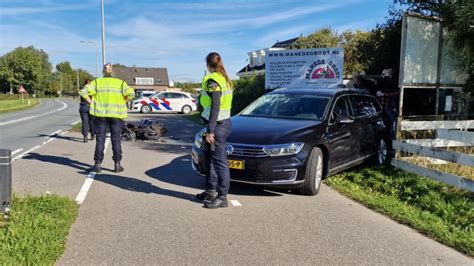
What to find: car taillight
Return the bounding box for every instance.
[191,99,196,103]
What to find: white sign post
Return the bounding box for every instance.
[265,48,344,90]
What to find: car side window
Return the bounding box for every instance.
[330,96,351,123]
[367,96,383,113]
[160,93,171,99]
[351,95,378,117]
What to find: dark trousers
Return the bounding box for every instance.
[204,120,232,195]
[94,117,123,163]
[79,104,95,137]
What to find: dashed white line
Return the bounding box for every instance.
[12,130,68,161]
[75,172,96,204]
[72,120,81,125]
[75,138,110,205]
[13,145,41,161]
[12,149,24,156]
[49,129,63,136]
[230,200,242,207]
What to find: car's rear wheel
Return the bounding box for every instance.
[181,105,192,114]
[141,104,151,114]
[299,147,324,195]
[376,138,388,165]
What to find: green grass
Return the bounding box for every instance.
[0,195,78,264]
[71,122,82,132]
[325,165,474,256]
[0,99,39,113]
[184,111,204,126]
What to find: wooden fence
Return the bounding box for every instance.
[392,120,474,192]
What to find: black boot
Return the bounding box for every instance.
[196,189,218,202]
[114,162,124,173]
[90,135,95,141]
[204,195,228,209]
[91,163,101,173]
[83,136,88,143]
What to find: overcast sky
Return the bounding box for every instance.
[0,0,399,82]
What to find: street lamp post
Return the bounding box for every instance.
[80,40,99,78]
[101,0,106,66]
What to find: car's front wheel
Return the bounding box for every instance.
[300,147,324,195]
[141,104,151,114]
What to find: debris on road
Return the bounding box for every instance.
[122,119,167,141]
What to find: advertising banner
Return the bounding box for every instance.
[265,48,344,89]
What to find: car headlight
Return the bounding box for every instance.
[263,143,304,157]
[194,128,206,148]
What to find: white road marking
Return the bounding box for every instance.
[0,100,68,127]
[49,129,63,136]
[72,120,81,125]
[230,200,242,207]
[12,149,23,155]
[13,145,41,161]
[12,130,69,161]
[75,172,96,204]
[75,138,111,205]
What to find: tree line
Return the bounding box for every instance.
[291,1,473,94]
[0,46,94,96]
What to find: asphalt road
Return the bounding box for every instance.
[9,112,473,264]
[0,98,79,155]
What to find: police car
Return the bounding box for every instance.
[130,91,197,114]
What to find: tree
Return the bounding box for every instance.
[290,28,341,49]
[438,1,474,95]
[357,8,403,76]
[340,30,370,75]
[174,81,201,94]
[0,46,52,93]
[290,28,374,76]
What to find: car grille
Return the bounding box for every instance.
[229,143,268,158]
[230,169,267,181]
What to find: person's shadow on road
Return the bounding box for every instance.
[23,152,91,173]
[34,134,83,142]
[145,155,284,197]
[94,174,198,203]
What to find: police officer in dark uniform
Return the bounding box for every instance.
[195,52,233,209]
[79,79,95,143]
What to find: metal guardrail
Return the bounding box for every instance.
[393,121,474,192]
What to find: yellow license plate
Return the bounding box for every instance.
[228,160,244,170]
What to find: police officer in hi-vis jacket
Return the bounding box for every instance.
[79,79,95,143]
[196,52,233,209]
[80,63,135,174]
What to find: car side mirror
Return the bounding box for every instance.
[335,116,354,125]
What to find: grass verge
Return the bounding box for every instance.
[325,165,473,256]
[184,112,204,126]
[0,99,39,114]
[71,122,82,132]
[0,195,78,264]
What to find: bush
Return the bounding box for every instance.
[231,75,265,115]
[0,94,22,100]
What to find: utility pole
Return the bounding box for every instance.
[101,0,106,68]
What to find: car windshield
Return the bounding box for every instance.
[241,93,330,120]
